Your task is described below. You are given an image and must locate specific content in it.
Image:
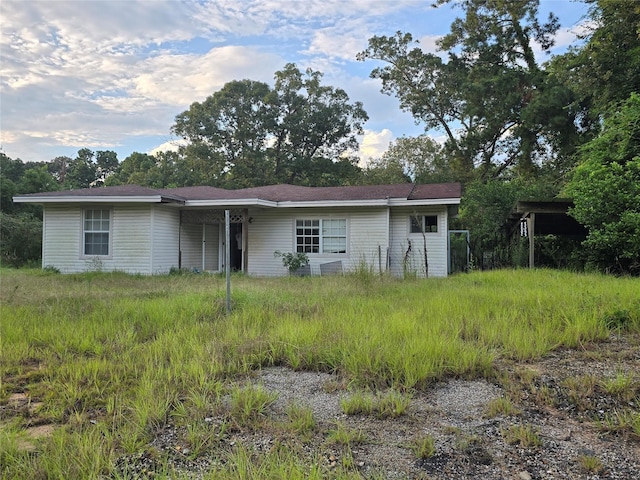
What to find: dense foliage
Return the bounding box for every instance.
[565,94,640,275]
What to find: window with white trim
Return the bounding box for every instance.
[410,215,438,233]
[84,209,110,256]
[296,219,347,254]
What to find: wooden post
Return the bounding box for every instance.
[527,213,535,269]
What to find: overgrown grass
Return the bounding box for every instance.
[1,267,639,477]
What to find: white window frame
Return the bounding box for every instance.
[295,218,348,255]
[410,214,438,234]
[81,208,112,258]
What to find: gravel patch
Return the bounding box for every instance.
[114,334,639,479]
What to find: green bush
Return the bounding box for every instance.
[565,94,640,275]
[0,212,42,267]
[273,251,309,274]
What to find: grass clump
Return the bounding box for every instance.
[409,434,436,459]
[501,424,542,448]
[340,389,411,418]
[561,375,597,411]
[596,409,640,438]
[600,371,638,402]
[327,422,367,447]
[485,396,521,418]
[285,403,316,436]
[577,454,604,474]
[229,383,278,427]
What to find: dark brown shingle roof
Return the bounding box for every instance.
[15,183,461,203]
[165,183,461,202]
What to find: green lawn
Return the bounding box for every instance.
[1,268,638,478]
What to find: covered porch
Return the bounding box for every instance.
[179,208,249,273]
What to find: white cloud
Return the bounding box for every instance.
[358,129,394,165]
[132,46,283,107]
[417,34,443,55]
[149,139,187,156]
[306,27,371,61]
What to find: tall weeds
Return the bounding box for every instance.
[1,268,638,478]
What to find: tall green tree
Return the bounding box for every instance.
[362,135,454,184]
[174,79,272,188]
[65,148,98,189]
[48,156,72,185]
[107,152,158,186]
[172,64,368,188]
[564,94,640,275]
[357,0,577,181]
[1,153,24,213]
[550,0,640,125]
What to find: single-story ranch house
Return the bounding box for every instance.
[13,183,461,277]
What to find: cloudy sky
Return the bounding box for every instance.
[1,0,589,165]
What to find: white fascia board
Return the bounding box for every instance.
[387,197,461,207]
[13,195,166,204]
[185,198,277,208]
[276,199,388,208]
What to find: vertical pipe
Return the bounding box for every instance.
[225,210,231,314]
[242,208,248,273]
[202,223,206,271]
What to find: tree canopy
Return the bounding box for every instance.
[357,0,579,181]
[171,63,368,188]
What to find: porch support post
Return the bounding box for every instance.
[201,223,206,271]
[225,210,231,314]
[527,213,535,269]
[242,209,248,273]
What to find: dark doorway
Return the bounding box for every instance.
[230,223,243,271]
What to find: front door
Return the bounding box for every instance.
[230,223,243,271]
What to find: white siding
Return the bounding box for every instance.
[180,223,219,271]
[42,204,154,274]
[109,205,153,273]
[246,207,389,276]
[389,206,449,277]
[151,207,180,274]
[42,206,82,272]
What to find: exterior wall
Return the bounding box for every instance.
[150,206,180,274]
[179,223,219,271]
[246,207,389,276]
[389,206,449,278]
[42,204,154,274]
[42,206,82,272]
[40,202,451,277]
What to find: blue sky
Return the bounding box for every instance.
[1,0,590,165]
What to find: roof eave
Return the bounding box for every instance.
[276,199,389,208]
[388,197,461,207]
[184,198,278,208]
[12,195,183,204]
